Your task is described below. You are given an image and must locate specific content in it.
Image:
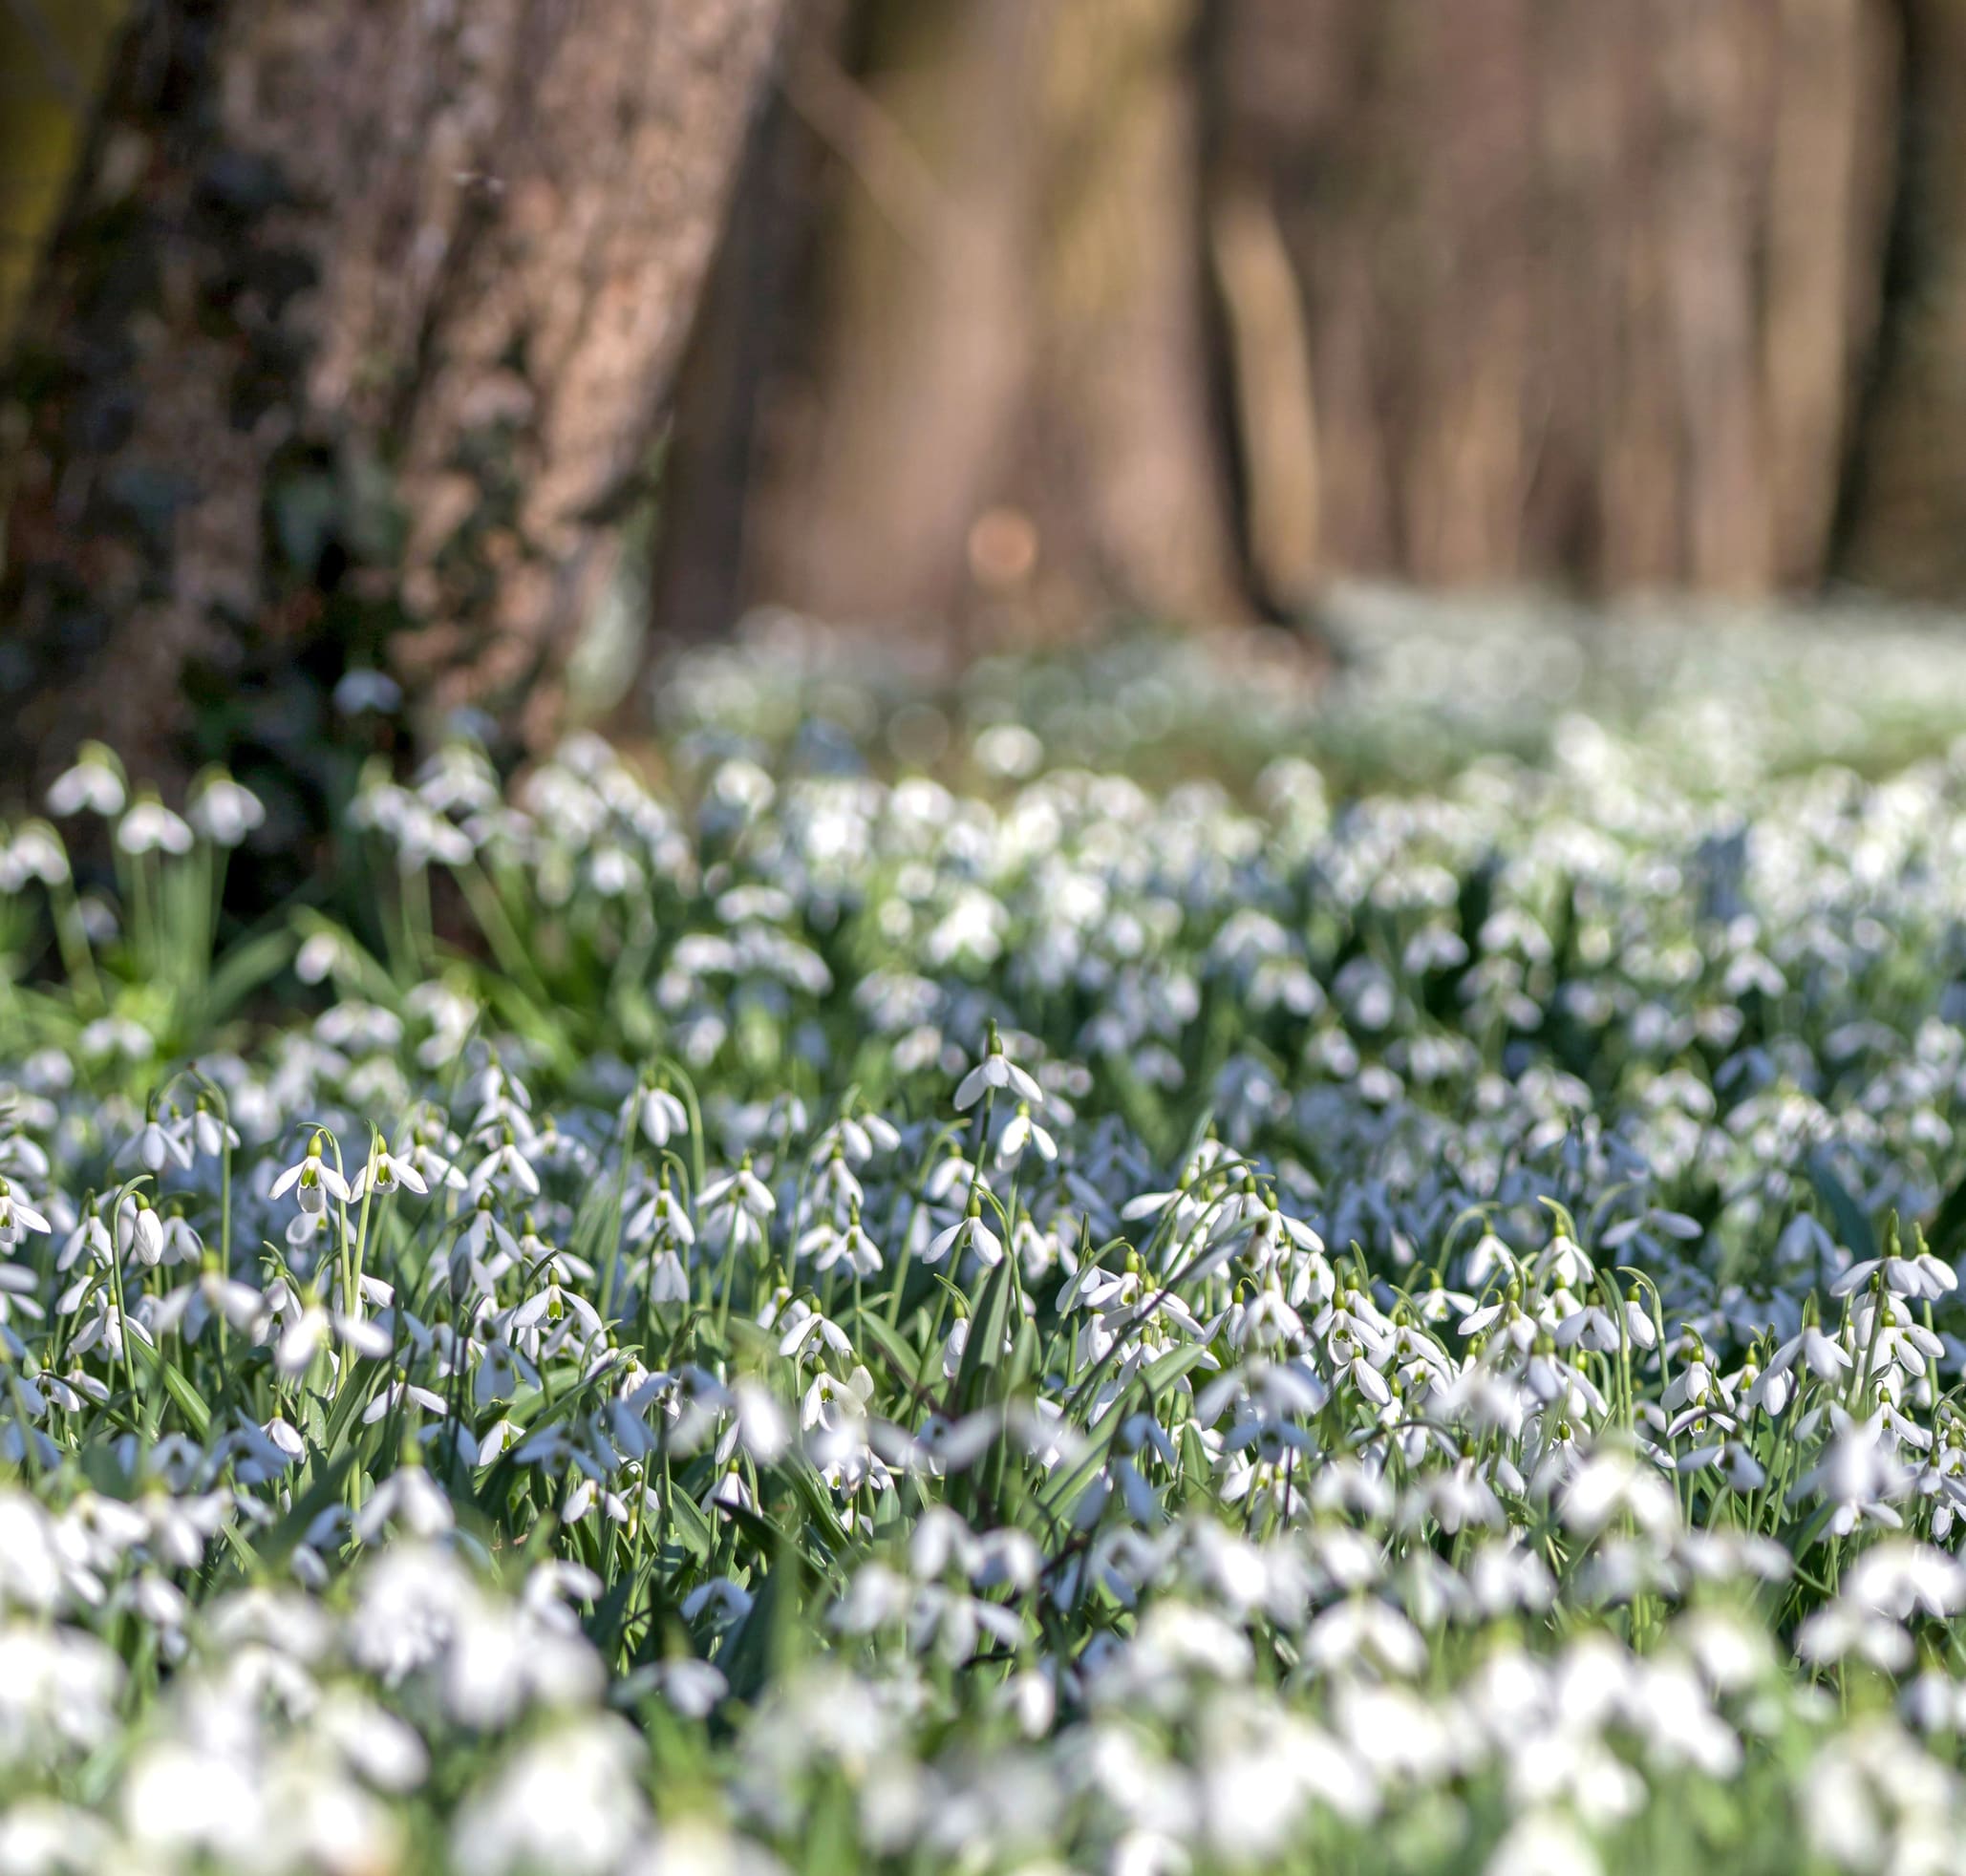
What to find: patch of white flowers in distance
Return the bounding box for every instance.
[12,622,1966,1871]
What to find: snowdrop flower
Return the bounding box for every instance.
[634,1082,690,1147]
[955,1027,1043,1111]
[274,1298,392,1377]
[616,1656,728,1718]
[1761,1317,1852,1394]
[699,1157,776,1249]
[0,1183,51,1251]
[118,1113,194,1177]
[293,929,348,985]
[115,791,193,857]
[353,1460,455,1543]
[995,1101,1058,1167]
[925,1193,1004,1268]
[349,1142,431,1203]
[451,1717,649,1876]
[190,1101,240,1161]
[269,1134,352,1213]
[467,1130,542,1200]
[150,1266,262,1340]
[626,1178,695,1248]
[0,821,69,888]
[45,744,124,818]
[1797,1599,1915,1673]
[778,1305,855,1364]
[1830,1228,1959,1302]
[186,768,266,846]
[113,1194,164,1268]
[804,1204,884,1276]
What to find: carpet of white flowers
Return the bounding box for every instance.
[11,609,1966,1875]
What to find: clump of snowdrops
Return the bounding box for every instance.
[7,624,1966,1874]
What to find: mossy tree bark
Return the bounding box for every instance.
[2,0,786,796]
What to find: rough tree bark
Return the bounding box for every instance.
[2,0,786,791]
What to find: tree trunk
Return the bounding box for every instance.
[737,0,1244,642]
[2,0,786,792]
[1839,0,1966,595]
[0,1,130,362]
[1209,0,1896,595]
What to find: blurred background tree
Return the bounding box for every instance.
[0,0,1947,796]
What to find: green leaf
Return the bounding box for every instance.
[1038,1343,1214,1522]
[323,1366,383,1463]
[853,1309,928,1396]
[198,927,296,1027]
[955,1251,1019,1415]
[128,1338,212,1440]
[780,1449,852,1562]
[668,1484,716,1564]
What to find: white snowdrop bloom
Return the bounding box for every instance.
[0,1498,72,1614]
[777,1306,854,1363]
[636,1083,690,1146]
[1796,1413,1916,1536]
[190,1103,240,1160]
[293,929,347,984]
[269,1134,353,1212]
[348,1142,430,1202]
[955,1029,1043,1111]
[615,1656,729,1720]
[681,1577,755,1629]
[994,1102,1058,1168]
[275,1303,391,1377]
[0,1799,112,1874]
[186,769,266,846]
[112,1195,164,1268]
[1832,1248,1957,1302]
[699,1159,777,1248]
[120,1740,264,1864]
[0,820,69,890]
[819,1111,901,1164]
[115,792,194,857]
[1558,1447,1680,1539]
[620,1822,791,1876]
[1844,1540,1966,1622]
[1766,1319,1852,1385]
[0,1183,50,1250]
[721,1382,790,1464]
[626,1180,696,1247]
[149,1268,262,1341]
[353,1462,455,1543]
[473,1333,542,1408]
[0,1621,121,1765]
[118,1112,194,1176]
[803,1210,884,1277]
[1300,1598,1427,1679]
[1485,1811,1602,1876]
[925,1200,1004,1269]
[45,744,124,818]
[1800,1720,1960,1873]
[1797,1599,1915,1673]
[468,1132,542,1199]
